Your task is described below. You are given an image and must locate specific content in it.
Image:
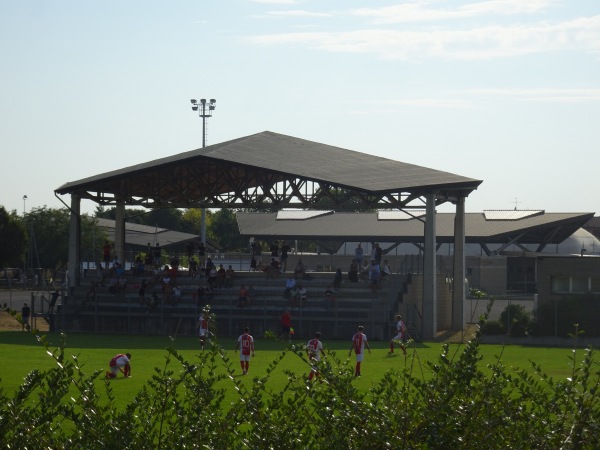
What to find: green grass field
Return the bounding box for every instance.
[0,330,588,409]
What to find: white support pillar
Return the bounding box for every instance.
[422,193,437,340]
[453,196,466,330]
[67,194,81,293]
[114,201,126,265]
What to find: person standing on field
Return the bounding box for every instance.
[389,314,407,355]
[106,353,131,378]
[197,310,210,350]
[349,325,371,377]
[235,327,255,375]
[306,331,326,381]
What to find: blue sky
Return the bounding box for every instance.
[1,0,599,216]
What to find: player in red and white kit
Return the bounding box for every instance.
[306,331,326,381]
[106,353,131,378]
[348,326,371,377]
[235,327,255,375]
[389,314,407,355]
[197,312,210,350]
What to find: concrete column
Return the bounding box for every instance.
[114,201,126,264]
[67,194,81,291]
[453,196,466,330]
[422,193,437,340]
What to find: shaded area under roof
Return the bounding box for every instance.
[236,211,595,246]
[96,218,218,250]
[55,131,483,210]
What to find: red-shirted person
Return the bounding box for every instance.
[348,326,371,377]
[306,331,326,381]
[235,327,255,375]
[197,311,210,350]
[280,310,292,342]
[389,314,407,355]
[106,353,131,378]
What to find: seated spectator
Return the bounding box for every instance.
[225,265,235,287]
[267,258,280,278]
[208,266,218,290]
[216,264,226,288]
[323,285,335,310]
[348,259,359,283]
[360,260,370,282]
[172,284,182,304]
[333,268,342,290]
[284,276,296,298]
[134,256,145,275]
[248,285,257,306]
[250,256,258,271]
[381,259,393,279]
[237,284,249,308]
[294,259,306,279]
[189,257,199,278]
[297,285,308,307]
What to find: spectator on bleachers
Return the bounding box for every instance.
[348,259,359,283]
[369,260,381,292]
[267,258,280,278]
[134,256,145,276]
[189,257,198,278]
[216,264,226,288]
[237,284,249,308]
[294,259,306,279]
[381,259,393,279]
[138,279,147,306]
[172,284,182,304]
[297,285,308,307]
[284,276,296,298]
[248,285,257,306]
[208,265,218,290]
[225,265,235,287]
[333,268,342,290]
[250,256,258,271]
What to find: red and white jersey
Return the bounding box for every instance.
[307,338,323,361]
[198,314,208,331]
[238,333,254,356]
[109,354,129,368]
[351,333,368,355]
[396,320,406,336]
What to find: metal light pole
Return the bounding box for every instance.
[22,195,27,216]
[190,98,216,245]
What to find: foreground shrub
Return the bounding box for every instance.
[1,306,599,448]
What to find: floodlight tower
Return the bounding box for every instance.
[23,195,27,216]
[190,98,216,246]
[190,98,216,148]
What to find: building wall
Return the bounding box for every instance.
[536,256,600,305]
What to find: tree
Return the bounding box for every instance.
[209,209,246,251]
[23,207,106,270]
[0,206,27,268]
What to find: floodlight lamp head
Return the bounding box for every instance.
[209,105,215,111]
[210,99,216,104]
[192,105,198,111]
[200,98,206,104]
[190,99,197,104]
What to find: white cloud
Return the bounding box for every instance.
[252,0,298,4]
[246,15,600,61]
[265,10,332,18]
[353,0,556,24]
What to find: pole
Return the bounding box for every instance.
[201,101,206,245]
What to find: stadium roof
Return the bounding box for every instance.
[236,210,595,252]
[55,131,483,211]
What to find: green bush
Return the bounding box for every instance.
[1,305,599,448]
[500,304,532,337]
[481,320,504,335]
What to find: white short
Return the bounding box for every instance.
[199,328,208,337]
[354,353,364,362]
[240,354,251,362]
[392,333,405,342]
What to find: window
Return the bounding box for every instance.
[572,277,588,293]
[591,278,600,293]
[551,276,570,294]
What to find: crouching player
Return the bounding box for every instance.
[106,353,132,378]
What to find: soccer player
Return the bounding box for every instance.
[106,353,131,378]
[197,310,210,350]
[235,327,255,375]
[348,326,371,377]
[389,314,407,355]
[306,331,326,381]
